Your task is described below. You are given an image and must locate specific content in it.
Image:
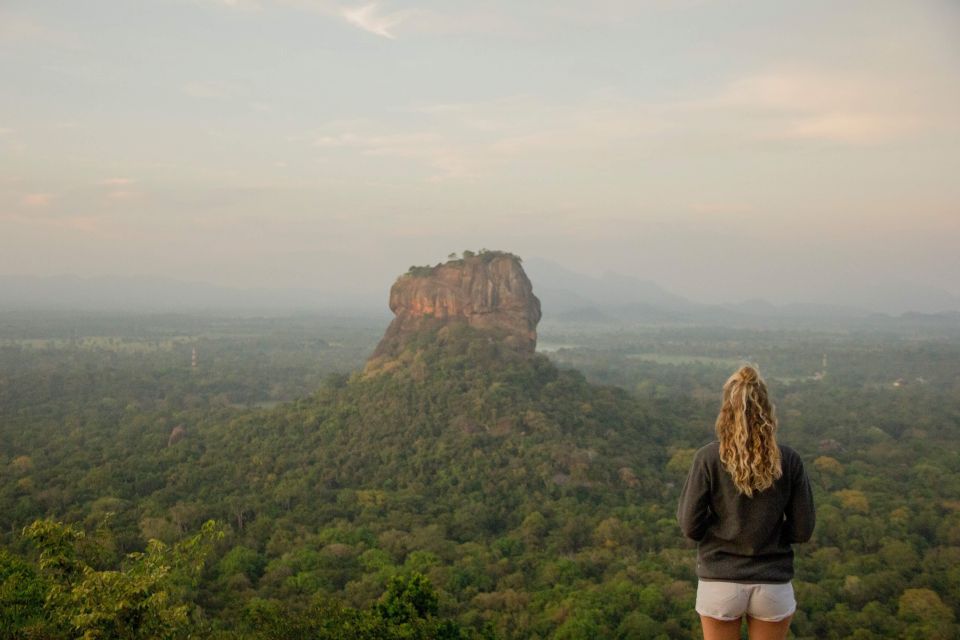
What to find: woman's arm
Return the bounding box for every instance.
[677,451,712,541]
[784,456,816,543]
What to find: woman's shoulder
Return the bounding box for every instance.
[777,443,801,459]
[777,443,806,471]
[694,440,721,461]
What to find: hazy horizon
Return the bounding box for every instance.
[2,0,959,309]
[2,254,958,317]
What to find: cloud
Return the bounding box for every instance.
[715,71,860,112]
[106,190,141,201]
[96,178,142,201]
[411,94,671,157]
[302,95,677,183]
[182,80,237,99]
[313,127,469,180]
[205,0,520,39]
[314,131,436,151]
[341,3,405,39]
[56,215,106,233]
[303,97,645,182]
[0,9,82,49]
[696,69,939,145]
[778,113,921,144]
[1,210,110,235]
[21,193,53,207]
[297,63,952,187]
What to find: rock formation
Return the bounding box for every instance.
[167,424,186,447]
[368,251,542,367]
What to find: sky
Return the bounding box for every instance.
[2,0,959,309]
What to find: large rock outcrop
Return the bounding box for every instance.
[368,252,542,367]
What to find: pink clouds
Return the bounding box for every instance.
[20,193,53,207]
[704,69,942,145]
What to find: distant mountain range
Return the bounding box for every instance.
[0,274,386,315]
[521,257,960,324]
[2,260,958,324]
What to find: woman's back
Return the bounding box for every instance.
[677,364,816,640]
[678,440,815,583]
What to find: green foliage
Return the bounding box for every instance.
[13,518,223,639]
[242,573,470,639]
[1,312,960,638]
[405,250,520,276]
[219,546,267,582]
[0,549,47,638]
[406,265,436,277]
[375,573,438,624]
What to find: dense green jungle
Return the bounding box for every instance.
[1,310,959,639]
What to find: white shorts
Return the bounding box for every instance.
[695,580,796,622]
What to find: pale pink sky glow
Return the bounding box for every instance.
[0,0,958,312]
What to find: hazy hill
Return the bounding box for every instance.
[522,257,696,317]
[0,274,385,315]
[524,258,960,326]
[3,261,957,320]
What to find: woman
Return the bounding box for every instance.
[677,365,815,640]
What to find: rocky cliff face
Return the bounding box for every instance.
[368,252,541,366]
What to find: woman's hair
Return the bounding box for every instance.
[715,365,782,496]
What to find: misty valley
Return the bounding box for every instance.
[1,293,958,639]
[6,0,958,637]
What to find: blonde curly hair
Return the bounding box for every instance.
[715,365,782,496]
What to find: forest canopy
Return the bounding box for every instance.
[1,312,958,639]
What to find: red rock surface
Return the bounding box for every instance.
[369,253,541,361]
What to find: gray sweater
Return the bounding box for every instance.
[677,441,815,583]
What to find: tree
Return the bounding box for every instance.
[0,549,47,637]
[898,588,956,640]
[376,572,439,624]
[20,518,223,639]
